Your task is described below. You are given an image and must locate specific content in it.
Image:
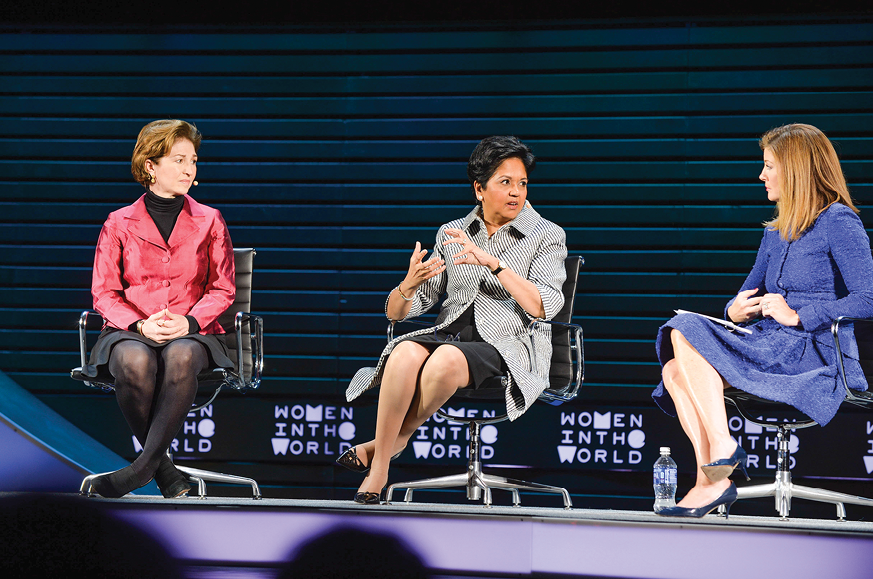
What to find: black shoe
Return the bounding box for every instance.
[91,465,152,499]
[336,446,404,474]
[354,491,382,505]
[154,457,191,499]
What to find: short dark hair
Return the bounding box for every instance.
[467,136,536,203]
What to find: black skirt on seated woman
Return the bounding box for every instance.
[402,304,508,390]
[82,328,234,380]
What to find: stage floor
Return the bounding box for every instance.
[68,494,873,579]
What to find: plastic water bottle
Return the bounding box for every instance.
[653,446,677,512]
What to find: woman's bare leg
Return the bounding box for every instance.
[662,358,731,507]
[662,329,737,507]
[352,341,430,466]
[670,330,736,460]
[353,341,430,494]
[395,344,471,449]
[358,344,470,495]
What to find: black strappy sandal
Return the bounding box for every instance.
[336,446,403,474]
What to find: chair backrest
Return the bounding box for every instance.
[216,248,255,377]
[546,256,583,391]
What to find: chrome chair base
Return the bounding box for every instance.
[718,470,873,521]
[386,420,572,509]
[386,468,573,509]
[80,467,261,500]
[79,452,262,500]
[715,396,873,521]
[79,471,111,497]
[176,464,262,500]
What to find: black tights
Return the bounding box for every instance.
[108,339,208,485]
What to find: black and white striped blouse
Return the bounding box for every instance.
[346,203,568,421]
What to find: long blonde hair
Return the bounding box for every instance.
[760,123,857,241]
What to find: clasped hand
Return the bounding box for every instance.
[140,309,190,343]
[729,288,800,327]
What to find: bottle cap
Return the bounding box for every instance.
[659,447,671,454]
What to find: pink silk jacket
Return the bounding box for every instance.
[91,193,235,334]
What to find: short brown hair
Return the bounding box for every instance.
[131,120,202,187]
[760,123,857,241]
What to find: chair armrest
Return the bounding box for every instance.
[529,319,585,404]
[832,316,873,403]
[387,319,435,342]
[75,310,105,388]
[235,311,264,390]
[77,310,103,367]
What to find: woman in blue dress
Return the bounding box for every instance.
[653,124,873,518]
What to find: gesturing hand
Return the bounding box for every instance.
[401,241,445,294]
[760,293,801,327]
[141,309,191,343]
[727,288,763,323]
[442,228,495,269]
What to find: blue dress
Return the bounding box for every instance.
[653,203,873,426]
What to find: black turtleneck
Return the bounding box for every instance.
[145,189,185,244]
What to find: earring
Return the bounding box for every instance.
[149,174,155,183]
[477,196,483,201]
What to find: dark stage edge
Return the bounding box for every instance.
[49,494,873,579]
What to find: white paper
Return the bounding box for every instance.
[674,309,753,334]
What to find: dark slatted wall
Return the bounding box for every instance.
[2,18,873,503]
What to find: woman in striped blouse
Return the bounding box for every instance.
[339,136,568,504]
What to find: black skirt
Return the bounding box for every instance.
[82,327,234,379]
[403,304,507,390]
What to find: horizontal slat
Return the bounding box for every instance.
[5,69,873,96]
[3,92,873,118]
[4,137,873,160]
[3,45,872,75]
[0,29,695,52]
[0,265,748,293]
[0,223,775,249]
[2,183,871,205]
[0,202,780,227]
[0,159,869,184]
[0,246,757,272]
[2,23,872,52]
[4,114,873,139]
[0,51,695,75]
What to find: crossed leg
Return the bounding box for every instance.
[356,341,471,496]
[661,329,737,507]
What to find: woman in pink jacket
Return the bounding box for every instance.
[84,119,235,498]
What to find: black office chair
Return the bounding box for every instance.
[72,248,264,499]
[385,256,584,509]
[718,315,873,520]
